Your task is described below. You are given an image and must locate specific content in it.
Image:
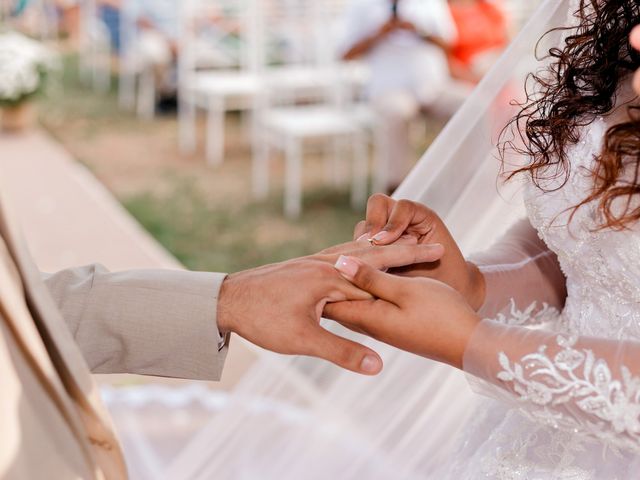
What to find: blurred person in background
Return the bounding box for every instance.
[447,0,509,84]
[54,0,81,45]
[340,0,466,193]
[130,0,180,106]
[98,0,122,54]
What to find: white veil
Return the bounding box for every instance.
[105,1,579,478]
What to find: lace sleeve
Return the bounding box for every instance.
[464,320,640,454]
[469,218,567,324]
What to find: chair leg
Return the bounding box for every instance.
[206,97,225,166]
[253,133,270,200]
[136,68,155,120]
[351,132,368,210]
[119,62,136,110]
[328,137,348,187]
[372,121,389,194]
[285,137,303,219]
[178,89,197,154]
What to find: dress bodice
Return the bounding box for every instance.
[523,105,640,341]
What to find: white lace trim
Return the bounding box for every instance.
[496,335,640,455]
[491,299,560,327]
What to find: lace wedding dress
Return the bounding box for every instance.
[448,84,640,479]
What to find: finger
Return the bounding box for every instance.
[353,243,444,271]
[371,200,434,245]
[324,299,395,332]
[364,194,394,237]
[324,276,374,302]
[320,240,359,255]
[353,220,368,241]
[334,255,408,301]
[303,325,383,375]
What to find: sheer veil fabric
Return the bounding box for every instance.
[105,1,634,478]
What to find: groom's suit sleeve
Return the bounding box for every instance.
[42,264,229,381]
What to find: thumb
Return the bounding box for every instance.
[305,325,383,375]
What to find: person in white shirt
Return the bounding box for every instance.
[340,0,467,192]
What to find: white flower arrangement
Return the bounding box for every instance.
[0,31,57,107]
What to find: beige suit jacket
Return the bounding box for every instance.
[0,191,228,479]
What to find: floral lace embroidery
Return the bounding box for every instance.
[491,299,560,327]
[496,335,640,455]
[480,414,595,480]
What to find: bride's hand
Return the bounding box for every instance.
[324,255,481,369]
[353,194,485,310]
[632,26,640,94]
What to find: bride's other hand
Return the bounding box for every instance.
[324,256,480,369]
[353,194,485,310]
[631,25,640,94]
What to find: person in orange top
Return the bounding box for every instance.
[447,0,509,83]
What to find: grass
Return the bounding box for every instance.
[123,182,363,272]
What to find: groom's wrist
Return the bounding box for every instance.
[217,275,241,334]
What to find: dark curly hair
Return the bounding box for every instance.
[503,0,640,229]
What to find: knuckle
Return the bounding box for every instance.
[396,199,414,210]
[356,270,375,292]
[316,261,336,277]
[334,345,356,366]
[367,193,390,206]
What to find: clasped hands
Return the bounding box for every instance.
[217,27,640,376]
[217,194,484,376]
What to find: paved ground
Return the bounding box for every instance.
[0,129,257,389]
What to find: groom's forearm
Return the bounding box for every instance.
[44,265,229,380]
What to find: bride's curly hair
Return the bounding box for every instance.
[504,0,640,229]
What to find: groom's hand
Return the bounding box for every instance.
[353,194,485,310]
[216,242,444,375]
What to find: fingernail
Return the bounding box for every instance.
[356,232,371,242]
[335,255,359,279]
[372,231,392,243]
[361,354,381,374]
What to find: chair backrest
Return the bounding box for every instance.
[178,0,261,75]
[256,0,358,109]
[260,0,342,66]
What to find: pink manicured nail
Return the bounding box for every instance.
[335,255,359,279]
[356,232,371,242]
[361,354,382,374]
[372,231,392,243]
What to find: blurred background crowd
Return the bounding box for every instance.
[0,0,540,275]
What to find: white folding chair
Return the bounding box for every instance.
[117,0,158,119]
[178,0,264,165]
[78,0,112,93]
[251,0,371,218]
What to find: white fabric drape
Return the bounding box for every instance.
[104,1,581,478]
